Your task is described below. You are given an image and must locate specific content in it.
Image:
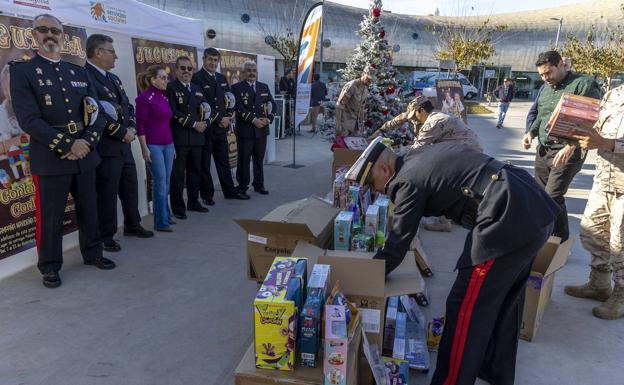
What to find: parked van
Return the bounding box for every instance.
[408,71,479,100]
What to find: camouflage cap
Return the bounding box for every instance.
[407,95,429,120]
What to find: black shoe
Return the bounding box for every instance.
[496,124,502,129]
[225,191,251,200]
[42,271,61,288]
[124,226,154,238]
[188,205,209,213]
[173,213,187,220]
[102,240,121,252]
[156,226,174,232]
[84,256,116,270]
[169,219,177,225]
[254,187,269,195]
[202,198,215,206]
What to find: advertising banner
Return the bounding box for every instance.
[435,79,467,123]
[217,49,257,86]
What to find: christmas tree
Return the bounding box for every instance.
[340,0,408,141]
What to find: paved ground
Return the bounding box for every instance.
[0,102,622,385]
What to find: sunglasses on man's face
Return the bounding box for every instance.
[34,26,63,35]
[178,66,193,72]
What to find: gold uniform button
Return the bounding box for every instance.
[490,174,499,181]
[66,139,71,143]
[462,188,471,195]
[62,88,66,91]
[65,98,69,102]
[57,149,62,153]
[59,77,63,81]
[68,109,72,113]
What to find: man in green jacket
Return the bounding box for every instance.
[522,50,601,242]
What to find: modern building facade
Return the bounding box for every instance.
[138,0,622,98]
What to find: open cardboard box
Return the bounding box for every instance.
[235,313,362,385]
[332,148,363,181]
[520,236,574,341]
[292,241,426,350]
[235,197,340,282]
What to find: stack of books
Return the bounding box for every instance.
[548,93,600,140]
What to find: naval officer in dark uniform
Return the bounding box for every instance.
[231,60,276,195]
[167,56,209,219]
[346,138,560,385]
[10,14,115,288]
[85,34,153,253]
[191,48,249,202]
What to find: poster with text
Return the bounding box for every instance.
[218,49,257,86]
[435,79,467,124]
[0,15,85,259]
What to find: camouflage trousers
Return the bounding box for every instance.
[580,186,624,286]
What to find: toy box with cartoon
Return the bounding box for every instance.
[254,257,307,371]
[324,304,349,385]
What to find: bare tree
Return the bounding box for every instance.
[243,0,315,70]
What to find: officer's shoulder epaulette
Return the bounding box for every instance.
[65,61,87,72]
[8,59,28,67]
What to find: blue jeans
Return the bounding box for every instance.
[147,143,174,229]
[497,102,510,126]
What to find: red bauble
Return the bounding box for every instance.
[364,120,373,128]
[379,30,386,39]
[379,91,385,97]
[372,7,381,17]
[383,109,390,116]
[386,87,395,95]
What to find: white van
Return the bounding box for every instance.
[409,71,479,100]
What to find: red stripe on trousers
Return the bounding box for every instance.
[32,175,42,254]
[443,259,495,385]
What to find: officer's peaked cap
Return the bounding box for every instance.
[345,137,388,185]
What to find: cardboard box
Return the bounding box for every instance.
[291,241,426,349]
[332,148,362,182]
[520,236,574,341]
[235,320,362,385]
[254,257,307,371]
[236,197,340,281]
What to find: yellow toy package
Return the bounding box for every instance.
[254,257,307,371]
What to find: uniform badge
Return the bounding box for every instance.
[44,94,52,106]
[70,69,75,75]
[46,79,53,86]
[36,68,42,75]
[104,86,109,92]
[179,96,183,104]
[38,79,44,86]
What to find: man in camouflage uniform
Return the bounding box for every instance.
[334,67,373,136]
[372,95,483,152]
[565,84,624,320]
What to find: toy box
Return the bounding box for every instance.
[400,295,430,371]
[382,296,399,357]
[365,204,379,237]
[374,196,390,234]
[324,305,349,385]
[334,211,353,251]
[383,357,410,385]
[299,264,331,368]
[392,311,407,360]
[351,233,374,252]
[254,257,307,371]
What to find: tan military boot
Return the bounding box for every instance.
[592,286,624,320]
[564,266,613,302]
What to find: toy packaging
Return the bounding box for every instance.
[382,296,399,357]
[254,257,307,371]
[365,204,380,237]
[324,305,349,385]
[400,295,430,371]
[383,357,410,385]
[427,316,445,351]
[392,311,407,360]
[299,264,331,367]
[333,166,350,209]
[351,233,374,252]
[334,211,354,251]
[374,196,390,234]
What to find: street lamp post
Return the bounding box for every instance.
[550,17,563,49]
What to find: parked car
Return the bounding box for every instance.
[408,71,479,100]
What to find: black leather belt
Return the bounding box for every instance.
[460,158,508,201]
[52,121,84,135]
